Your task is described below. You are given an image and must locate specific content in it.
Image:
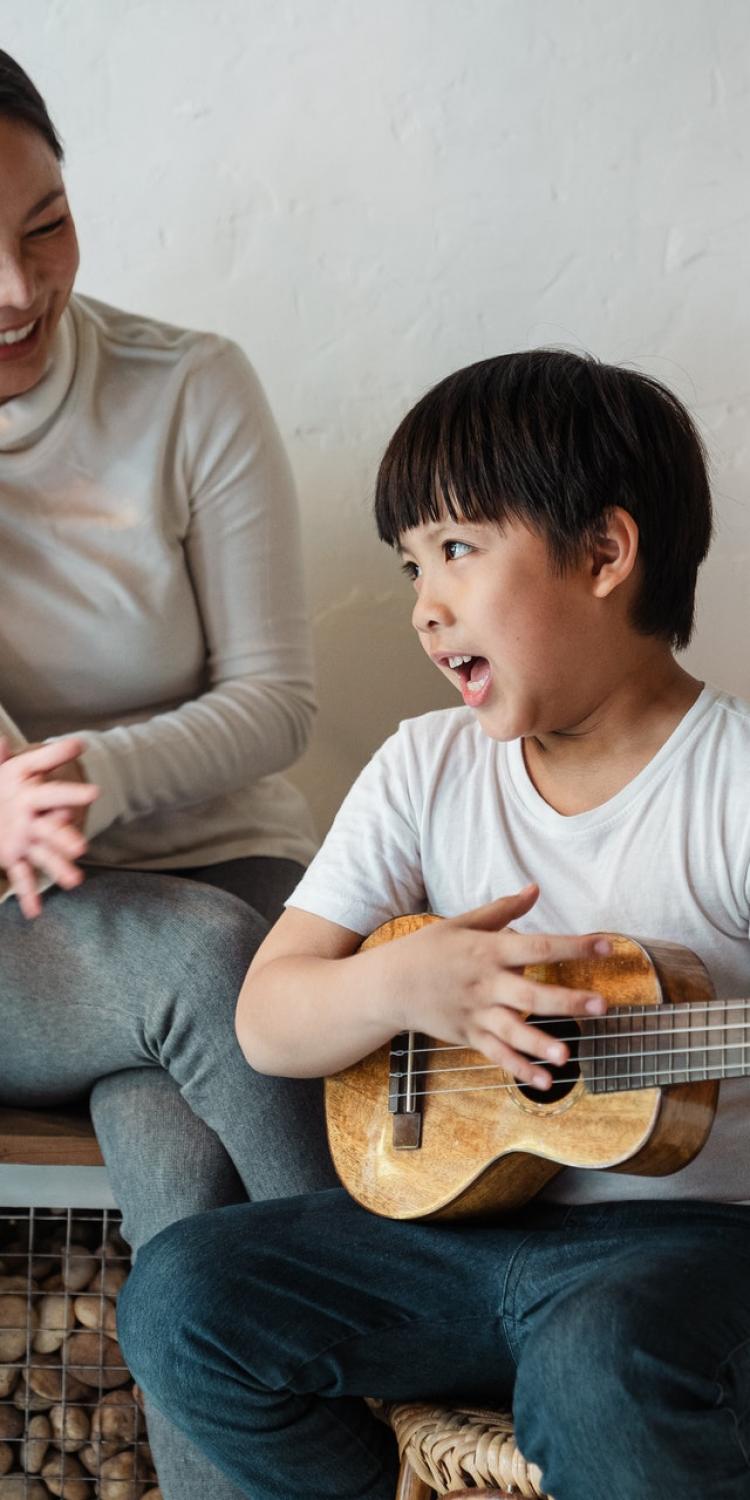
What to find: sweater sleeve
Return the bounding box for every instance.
[75,343,316,838]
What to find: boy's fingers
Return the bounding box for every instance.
[459,884,540,932]
[472,1028,554,1091]
[492,969,606,1017]
[500,930,612,969]
[475,1008,579,1073]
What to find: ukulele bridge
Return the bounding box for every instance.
[388,1031,424,1149]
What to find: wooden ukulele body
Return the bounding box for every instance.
[324,916,719,1221]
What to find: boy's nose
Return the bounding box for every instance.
[412,590,454,634]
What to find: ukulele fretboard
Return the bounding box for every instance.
[581,998,750,1092]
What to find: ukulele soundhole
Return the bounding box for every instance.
[518,1017,581,1105]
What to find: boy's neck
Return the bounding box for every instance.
[522,656,704,817]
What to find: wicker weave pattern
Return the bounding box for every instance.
[386,1403,549,1497]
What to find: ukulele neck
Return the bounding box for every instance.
[582,998,750,1093]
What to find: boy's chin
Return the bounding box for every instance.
[468,701,527,743]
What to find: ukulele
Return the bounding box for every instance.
[324,915,750,1221]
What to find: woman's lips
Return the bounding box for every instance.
[0,317,42,361]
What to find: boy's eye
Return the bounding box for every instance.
[27,216,68,239]
[444,540,473,560]
[401,560,420,581]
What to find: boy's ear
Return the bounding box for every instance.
[589,506,639,598]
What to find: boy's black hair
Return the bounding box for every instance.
[0,50,64,160]
[375,350,712,650]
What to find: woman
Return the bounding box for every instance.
[0,50,335,1500]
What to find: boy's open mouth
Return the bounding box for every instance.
[437,653,492,703]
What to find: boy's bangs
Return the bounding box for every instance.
[374,392,511,547]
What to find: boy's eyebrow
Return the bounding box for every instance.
[396,518,485,553]
[23,189,66,224]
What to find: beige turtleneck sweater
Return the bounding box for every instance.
[0,295,317,903]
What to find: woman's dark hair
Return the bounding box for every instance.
[0,50,63,160]
[375,350,713,650]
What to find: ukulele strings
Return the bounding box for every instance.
[391,1032,750,1083]
[390,1020,750,1096]
[391,995,750,1060]
[391,1013,750,1066]
[389,1053,747,1099]
[392,1027,750,1076]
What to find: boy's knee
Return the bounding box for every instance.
[117,1214,222,1403]
[513,1270,722,1492]
[516,1285,635,1426]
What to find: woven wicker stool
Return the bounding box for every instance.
[384,1402,549,1499]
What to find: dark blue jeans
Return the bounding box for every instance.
[118,1189,750,1500]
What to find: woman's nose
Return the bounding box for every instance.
[0,249,35,311]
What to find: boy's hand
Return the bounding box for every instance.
[0,737,100,919]
[387,885,611,1090]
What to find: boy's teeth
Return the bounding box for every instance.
[0,319,37,346]
[447,654,473,669]
[466,662,491,692]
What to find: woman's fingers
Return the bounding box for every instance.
[26,838,84,891]
[28,780,99,812]
[11,737,85,776]
[7,858,42,920]
[33,812,88,861]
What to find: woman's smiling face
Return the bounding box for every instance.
[0,115,79,403]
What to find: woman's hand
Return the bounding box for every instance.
[381,885,611,1090]
[0,737,99,918]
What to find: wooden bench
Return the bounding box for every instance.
[0,1105,103,1166]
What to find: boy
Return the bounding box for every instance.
[119,351,750,1500]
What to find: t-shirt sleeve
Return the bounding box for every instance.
[287,727,427,935]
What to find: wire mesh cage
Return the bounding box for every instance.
[0,1206,160,1499]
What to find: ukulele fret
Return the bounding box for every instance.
[582,999,750,1092]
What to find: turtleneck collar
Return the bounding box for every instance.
[0,304,77,452]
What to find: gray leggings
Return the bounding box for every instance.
[0,858,337,1500]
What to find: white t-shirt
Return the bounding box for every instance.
[0,295,317,877]
[289,685,750,1204]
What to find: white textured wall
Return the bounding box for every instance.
[5,0,750,833]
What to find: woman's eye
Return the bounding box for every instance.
[27,216,68,239]
[445,540,473,560]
